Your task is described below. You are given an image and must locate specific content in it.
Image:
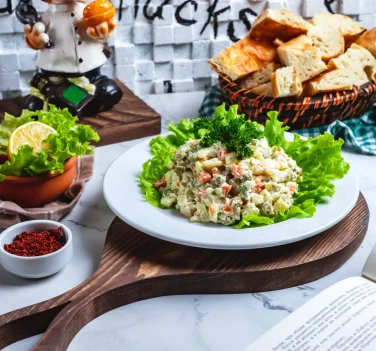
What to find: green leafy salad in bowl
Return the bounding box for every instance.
[139,104,349,228]
[0,105,99,181]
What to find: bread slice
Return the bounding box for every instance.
[250,82,273,96]
[208,36,277,81]
[307,24,344,62]
[271,66,303,98]
[250,9,310,42]
[328,44,376,69]
[306,67,369,96]
[312,13,365,48]
[277,35,312,51]
[356,28,376,58]
[277,35,327,82]
[238,63,280,90]
[328,44,376,82]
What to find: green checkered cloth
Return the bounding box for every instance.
[199,85,376,156]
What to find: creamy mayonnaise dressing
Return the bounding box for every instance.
[155,137,302,226]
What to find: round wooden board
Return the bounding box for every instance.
[0,194,369,351]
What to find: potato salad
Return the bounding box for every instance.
[155,137,302,226]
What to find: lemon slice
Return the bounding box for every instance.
[7,121,57,158]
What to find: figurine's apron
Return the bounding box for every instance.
[37,3,107,74]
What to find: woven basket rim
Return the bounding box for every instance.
[219,75,376,108]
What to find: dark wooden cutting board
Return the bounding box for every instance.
[0,194,369,351]
[0,80,161,147]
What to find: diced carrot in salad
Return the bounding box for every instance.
[231,163,243,178]
[154,177,167,188]
[209,205,215,216]
[253,183,265,194]
[222,183,232,197]
[224,203,232,213]
[198,171,212,183]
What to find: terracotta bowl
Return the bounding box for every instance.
[0,156,78,207]
[219,75,376,130]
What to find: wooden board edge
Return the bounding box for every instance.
[94,118,161,147]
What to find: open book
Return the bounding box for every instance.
[244,245,376,351]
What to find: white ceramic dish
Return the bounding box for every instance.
[0,220,73,278]
[103,133,359,250]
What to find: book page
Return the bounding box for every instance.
[244,276,376,351]
[362,244,376,282]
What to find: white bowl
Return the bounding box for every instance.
[0,220,73,278]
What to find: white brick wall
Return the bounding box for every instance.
[0,0,375,97]
[0,53,18,73]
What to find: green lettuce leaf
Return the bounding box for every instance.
[263,111,289,149]
[233,214,274,228]
[0,105,99,181]
[167,119,196,146]
[274,200,316,223]
[139,105,350,227]
[0,145,57,179]
[284,133,350,204]
[138,136,177,207]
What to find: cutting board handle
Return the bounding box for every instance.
[0,296,69,349]
[30,280,152,351]
[0,269,103,349]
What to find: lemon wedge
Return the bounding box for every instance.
[7,121,57,158]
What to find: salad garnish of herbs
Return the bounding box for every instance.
[139,104,349,228]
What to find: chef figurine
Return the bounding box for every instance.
[16,0,123,116]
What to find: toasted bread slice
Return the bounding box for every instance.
[277,35,327,82]
[250,82,273,96]
[238,62,280,90]
[312,13,365,48]
[356,28,376,58]
[250,9,310,42]
[328,44,376,69]
[277,35,312,51]
[306,67,369,96]
[307,24,344,62]
[208,36,277,81]
[271,66,303,98]
[278,47,327,82]
[328,44,376,82]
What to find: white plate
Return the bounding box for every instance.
[103,133,359,250]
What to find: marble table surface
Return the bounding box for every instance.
[1,91,376,351]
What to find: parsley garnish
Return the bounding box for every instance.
[193,104,263,159]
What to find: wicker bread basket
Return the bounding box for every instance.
[219,75,376,130]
